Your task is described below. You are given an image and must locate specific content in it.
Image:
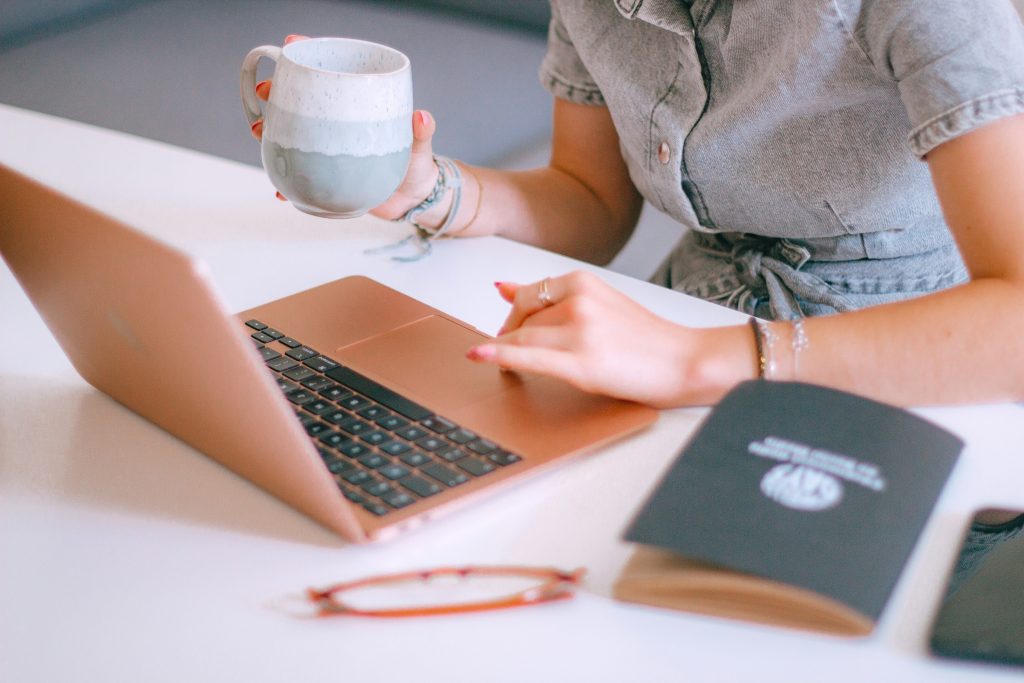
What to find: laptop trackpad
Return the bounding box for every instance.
[333,315,531,411]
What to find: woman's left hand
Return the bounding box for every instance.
[465,271,724,407]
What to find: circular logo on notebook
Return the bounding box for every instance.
[760,464,843,511]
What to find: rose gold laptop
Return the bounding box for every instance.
[0,164,657,542]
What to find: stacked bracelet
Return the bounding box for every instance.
[749,317,809,381]
[749,317,778,379]
[397,154,463,240]
[369,154,463,262]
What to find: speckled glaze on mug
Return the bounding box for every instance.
[241,37,413,218]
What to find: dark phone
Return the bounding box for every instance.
[929,508,1024,668]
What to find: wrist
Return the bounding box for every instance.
[395,157,484,236]
[674,324,759,405]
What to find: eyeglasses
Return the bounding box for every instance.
[302,565,586,618]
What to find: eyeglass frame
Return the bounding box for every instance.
[306,565,587,618]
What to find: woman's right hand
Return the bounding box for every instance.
[252,72,439,214]
[248,34,441,216]
[368,109,441,221]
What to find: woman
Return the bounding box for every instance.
[254,0,1024,408]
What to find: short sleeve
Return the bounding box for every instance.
[538,1,606,105]
[853,0,1024,157]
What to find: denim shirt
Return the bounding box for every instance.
[540,0,1024,319]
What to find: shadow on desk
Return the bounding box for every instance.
[0,374,343,548]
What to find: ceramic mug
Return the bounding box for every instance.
[241,37,413,218]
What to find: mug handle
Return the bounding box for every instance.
[240,45,282,127]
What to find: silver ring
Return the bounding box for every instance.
[538,277,553,307]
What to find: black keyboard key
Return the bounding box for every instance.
[319,431,352,449]
[467,439,498,456]
[400,475,442,498]
[488,451,523,467]
[303,399,336,416]
[400,451,431,467]
[339,418,372,435]
[304,356,340,372]
[305,421,331,436]
[323,410,352,425]
[278,337,302,348]
[341,488,366,504]
[360,430,392,446]
[358,405,389,421]
[263,328,284,340]
[457,457,496,477]
[396,426,428,442]
[275,378,299,393]
[286,346,319,361]
[251,338,265,347]
[363,502,390,516]
[252,331,274,343]
[259,347,281,362]
[357,453,387,469]
[381,441,412,457]
[301,376,334,391]
[338,395,371,411]
[379,464,411,480]
[326,459,355,475]
[361,480,393,497]
[422,463,468,488]
[448,428,477,444]
[319,385,353,402]
[343,470,371,485]
[415,436,445,452]
[421,416,457,434]
[286,389,315,405]
[339,442,370,459]
[376,414,408,431]
[267,356,299,372]
[325,367,432,421]
[382,491,416,509]
[283,366,315,382]
[245,319,268,330]
[438,446,468,463]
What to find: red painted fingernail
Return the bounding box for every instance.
[285,34,306,43]
[417,110,430,127]
[276,191,287,201]
[466,345,496,361]
[255,80,271,98]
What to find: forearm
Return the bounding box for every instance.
[410,100,643,264]
[476,163,641,263]
[692,279,1024,406]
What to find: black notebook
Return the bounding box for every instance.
[614,381,962,636]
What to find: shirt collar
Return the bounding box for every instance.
[613,0,696,35]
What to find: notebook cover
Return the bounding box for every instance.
[623,380,962,623]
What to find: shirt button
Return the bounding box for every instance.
[657,141,671,165]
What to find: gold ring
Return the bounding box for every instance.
[538,277,553,307]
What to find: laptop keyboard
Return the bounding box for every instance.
[245,319,522,517]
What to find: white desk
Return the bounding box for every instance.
[2,103,1023,682]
